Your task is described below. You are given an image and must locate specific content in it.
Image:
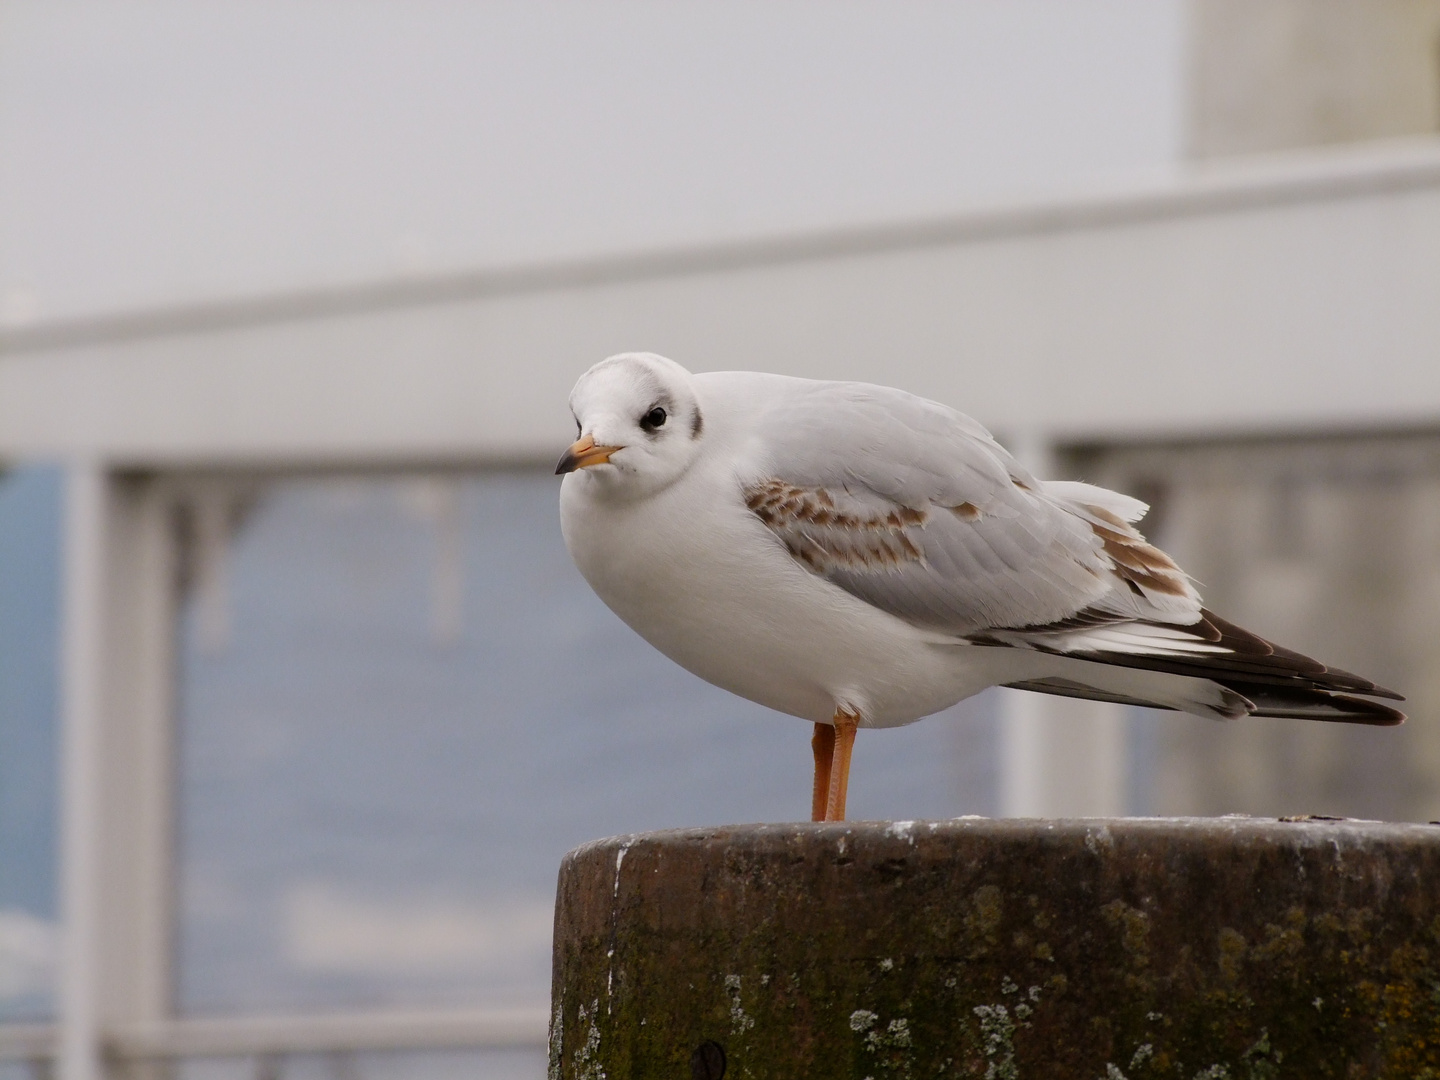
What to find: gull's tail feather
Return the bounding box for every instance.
[1214,681,1405,725]
[996,607,1405,726]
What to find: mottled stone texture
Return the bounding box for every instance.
[550,818,1440,1079]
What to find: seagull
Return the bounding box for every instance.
[556,352,1404,822]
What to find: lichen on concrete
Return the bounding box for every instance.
[972,1003,1017,1080]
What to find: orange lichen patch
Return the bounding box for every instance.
[948,501,983,521]
[1085,503,1190,598]
[743,478,926,573]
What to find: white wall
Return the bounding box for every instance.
[0,0,1183,324]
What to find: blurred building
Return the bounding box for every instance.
[1189,0,1440,157]
[1098,0,1440,823]
[1070,430,1440,821]
[1,4,1439,1080]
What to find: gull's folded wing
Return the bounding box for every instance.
[716,373,1403,724]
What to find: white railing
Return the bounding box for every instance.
[0,1025,52,1063]
[0,1008,549,1075]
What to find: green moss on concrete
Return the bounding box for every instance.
[550,819,1440,1078]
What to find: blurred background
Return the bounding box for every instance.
[2,1,1439,1078]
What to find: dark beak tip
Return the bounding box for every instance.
[555,450,577,475]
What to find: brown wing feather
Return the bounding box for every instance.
[742,479,926,572]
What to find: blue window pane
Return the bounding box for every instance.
[0,465,63,1021]
[177,472,994,1013]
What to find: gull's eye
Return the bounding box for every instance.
[573,417,581,437]
[641,406,668,431]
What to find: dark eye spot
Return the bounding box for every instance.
[641,406,667,431]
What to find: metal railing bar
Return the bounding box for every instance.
[0,1026,56,1062]
[0,1008,550,1061]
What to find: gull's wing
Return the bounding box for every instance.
[728,374,1197,638]
[719,374,1403,724]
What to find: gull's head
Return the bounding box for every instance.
[557,352,705,498]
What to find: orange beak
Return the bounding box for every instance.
[555,434,623,474]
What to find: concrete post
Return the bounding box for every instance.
[551,819,1440,1078]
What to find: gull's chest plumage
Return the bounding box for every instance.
[559,465,997,726]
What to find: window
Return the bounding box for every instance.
[0,467,62,1024]
[175,471,994,1017]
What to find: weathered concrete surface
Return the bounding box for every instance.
[550,818,1440,1079]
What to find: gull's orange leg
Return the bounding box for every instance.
[811,723,836,822]
[824,707,860,822]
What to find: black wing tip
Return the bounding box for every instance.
[983,608,1406,723]
[1248,697,1407,726]
[1196,608,1405,704]
[1322,665,1405,701]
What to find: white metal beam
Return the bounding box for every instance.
[1,1008,549,1062]
[997,430,1128,817]
[2,139,1439,466]
[58,468,179,1080]
[58,462,107,1080]
[111,1008,549,1058]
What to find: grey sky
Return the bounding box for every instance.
[0,0,1183,323]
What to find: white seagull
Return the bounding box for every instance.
[556,352,1404,822]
